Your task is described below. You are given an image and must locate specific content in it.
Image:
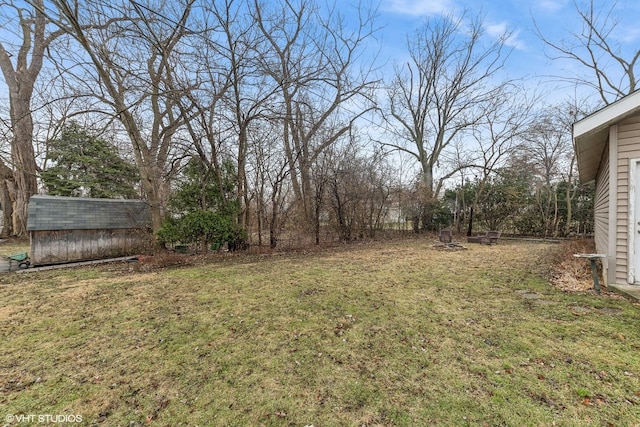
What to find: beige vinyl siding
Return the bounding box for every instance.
[594,143,609,256]
[615,114,640,284]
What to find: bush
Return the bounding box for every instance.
[156,209,247,251]
[156,156,247,252]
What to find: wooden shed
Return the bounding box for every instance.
[573,89,640,288]
[26,195,152,265]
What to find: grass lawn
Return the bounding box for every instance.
[1,239,639,426]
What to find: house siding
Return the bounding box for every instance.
[616,115,640,284]
[594,143,609,256]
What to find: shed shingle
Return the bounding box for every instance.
[27,195,152,231]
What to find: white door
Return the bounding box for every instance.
[632,160,640,284]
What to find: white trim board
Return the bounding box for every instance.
[628,157,640,284]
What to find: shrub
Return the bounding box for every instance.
[157,210,247,251]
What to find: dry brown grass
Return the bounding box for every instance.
[549,239,602,292]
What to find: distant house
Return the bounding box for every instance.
[26,195,152,266]
[573,90,640,288]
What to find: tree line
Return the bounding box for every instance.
[0,0,636,247]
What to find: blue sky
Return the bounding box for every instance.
[368,0,640,101]
[2,0,636,106]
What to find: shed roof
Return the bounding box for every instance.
[27,195,152,231]
[574,89,640,184]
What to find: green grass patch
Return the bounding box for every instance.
[1,240,639,426]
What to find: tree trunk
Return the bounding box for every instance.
[269,181,281,249]
[237,121,248,227]
[9,89,39,236]
[269,200,278,249]
[565,184,573,237]
[565,156,576,237]
[0,0,48,237]
[0,161,15,238]
[419,167,435,232]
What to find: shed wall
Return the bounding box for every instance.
[615,115,640,284]
[30,229,152,265]
[594,142,609,256]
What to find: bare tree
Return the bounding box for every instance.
[325,141,394,241]
[384,11,510,230]
[171,11,238,219]
[252,0,379,236]
[206,0,274,228]
[543,99,592,236]
[248,118,294,248]
[511,103,580,237]
[463,85,537,234]
[537,0,640,105]
[523,112,572,187]
[0,0,66,236]
[48,0,195,230]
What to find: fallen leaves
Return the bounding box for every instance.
[582,395,607,407]
[550,240,601,292]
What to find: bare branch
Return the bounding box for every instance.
[536,0,639,105]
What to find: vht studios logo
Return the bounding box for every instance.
[4,414,83,424]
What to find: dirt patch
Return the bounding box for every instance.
[514,290,556,305]
[517,291,541,299]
